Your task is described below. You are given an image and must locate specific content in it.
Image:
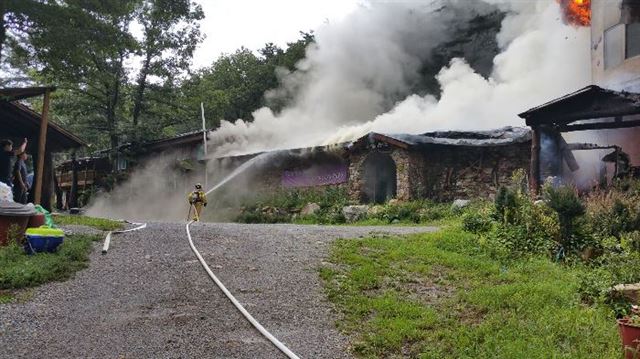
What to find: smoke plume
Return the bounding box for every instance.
[208,0,591,157]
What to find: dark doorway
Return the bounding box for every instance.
[362,152,397,204]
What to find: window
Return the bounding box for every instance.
[116,157,128,171]
[627,23,640,59]
[605,24,625,69]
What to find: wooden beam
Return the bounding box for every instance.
[42,150,53,211]
[70,151,79,208]
[558,119,640,132]
[34,89,51,205]
[529,126,541,196]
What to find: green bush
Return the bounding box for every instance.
[461,211,492,234]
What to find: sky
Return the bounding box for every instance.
[191,0,362,68]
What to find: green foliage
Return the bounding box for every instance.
[479,173,560,258]
[237,187,348,224]
[368,200,451,224]
[461,208,493,234]
[321,227,619,358]
[0,234,100,290]
[544,186,586,256]
[235,188,458,226]
[53,215,123,231]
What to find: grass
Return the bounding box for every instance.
[320,225,620,358]
[0,234,101,299]
[53,214,124,231]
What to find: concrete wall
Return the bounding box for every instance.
[592,0,640,90]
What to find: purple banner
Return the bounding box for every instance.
[282,164,348,188]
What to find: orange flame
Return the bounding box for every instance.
[559,0,591,26]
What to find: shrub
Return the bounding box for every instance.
[544,185,587,258]
[461,211,492,234]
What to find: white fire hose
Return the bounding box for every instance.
[185,220,300,359]
[101,220,147,254]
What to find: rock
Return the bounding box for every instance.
[342,205,369,223]
[301,203,321,216]
[367,205,384,217]
[388,199,401,206]
[451,199,470,209]
[612,283,640,303]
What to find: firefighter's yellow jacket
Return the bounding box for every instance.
[188,190,207,205]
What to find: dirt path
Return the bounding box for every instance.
[0,222,436,358]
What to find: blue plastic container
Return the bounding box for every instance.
[24,227,64,254]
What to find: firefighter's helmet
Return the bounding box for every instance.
[195,183,202,190]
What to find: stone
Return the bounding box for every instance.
[367,205,384,217]
[300,203,321,216]
[451,199,470,209]
[342,205,369,223]
[612,283,640,303]
[388,199,401,206]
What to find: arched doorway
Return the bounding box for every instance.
[361,152,397,204]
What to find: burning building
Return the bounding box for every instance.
[520,0,640,192]
[216,127,531,204]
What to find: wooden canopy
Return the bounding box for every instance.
[0,102,85,151]
[519,85,640,130]
[0,87,84,209]
[0,86,57,102]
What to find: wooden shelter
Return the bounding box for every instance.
[0,87,85,210]
[519,85,640,194]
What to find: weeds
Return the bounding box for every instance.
[0,234,101,291]
[53,215,124,231]
[321,227,619,358]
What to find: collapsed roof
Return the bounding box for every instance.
[368,126,532,148]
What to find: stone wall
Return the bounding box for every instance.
[421,142,530,201]
[347,148,425,202]
[224,141,530,204]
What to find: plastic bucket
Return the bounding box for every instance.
[24,227,65,254]
[618,318,640,359]
[28,214,46,228]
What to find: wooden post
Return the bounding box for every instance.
[70,151,79,208]
[34,89,51,205]
[42,150,53,211]
[54,168,63,210]
[530,126,541,196]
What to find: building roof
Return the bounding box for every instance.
[94,129,210,156]
[0,101,86,151]
[0,86,57,102]
[352,126,531,150]
[216,126,532,161]
[518,85,640,126]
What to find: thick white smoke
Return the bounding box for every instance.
[208,0,592,157]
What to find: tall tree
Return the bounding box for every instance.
[131,0,203,131]
[6,0,203,153]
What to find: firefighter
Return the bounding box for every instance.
[188,183,207,221]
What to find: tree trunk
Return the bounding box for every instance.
[106,55,125,169]
[0,2,6,63]
[132,51,152,129]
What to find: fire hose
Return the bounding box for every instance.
[101,220,147,254]
[185,220,300,359]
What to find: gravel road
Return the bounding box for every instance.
[0,222,436,359]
